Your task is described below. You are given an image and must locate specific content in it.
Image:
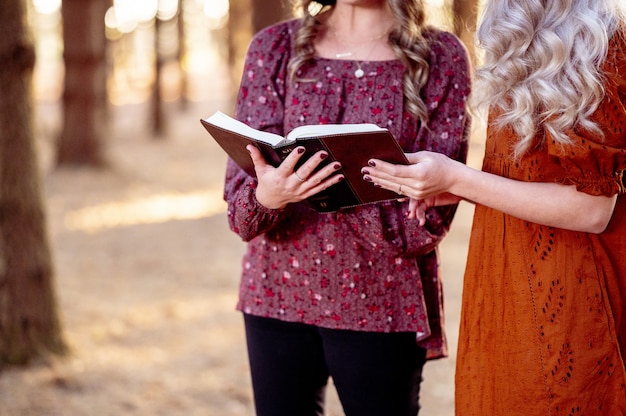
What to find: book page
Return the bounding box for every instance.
[204,111,286,146]
[287,123,384,140]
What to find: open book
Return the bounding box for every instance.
[201,111,409,212]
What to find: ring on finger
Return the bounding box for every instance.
[294,171,306,182]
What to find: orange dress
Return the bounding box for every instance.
[455,35,626,415]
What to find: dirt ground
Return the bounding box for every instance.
[0,68,483,415]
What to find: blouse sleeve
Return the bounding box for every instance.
[224,21,296,242]
[337,31,472,258]
[547,34,626,197]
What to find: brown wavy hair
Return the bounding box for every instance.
[287,0,431,124]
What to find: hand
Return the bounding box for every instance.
[361,151,462,223]
[247,145,344,209]
[406,194,461,224]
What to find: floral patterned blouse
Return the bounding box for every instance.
[223,19,471,359]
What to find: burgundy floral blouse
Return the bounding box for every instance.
[223,19,471,359]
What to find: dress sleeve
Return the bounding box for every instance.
[337,31,472,258]
[547,34,626,197]
[223,21,296,242]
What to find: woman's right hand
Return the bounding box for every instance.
[247,144,345,209]
[362,151,463,222]
[364,151,461,199]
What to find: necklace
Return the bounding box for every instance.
[353,43,377,78]
[329,27,389,79]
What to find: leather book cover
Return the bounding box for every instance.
[201,118,409,212]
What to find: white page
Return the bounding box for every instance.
[204,111,285,146]
[287,123,384,140]
[205,111,386,146]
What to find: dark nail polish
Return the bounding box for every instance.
[297,147,305,154]
[337,176,344,182]
[363,176,372,182]
[362,169,370,175]
[368,160,376,167]
[320,153,328,160]
[373,183,381,188]
[333,163,341,170]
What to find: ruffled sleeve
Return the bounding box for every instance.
[223,20,297,242]
[546,33,626,197]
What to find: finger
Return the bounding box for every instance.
[363,174,408,196]
[247,145,269,169]
[365,158,396,174]
[293,150,330,181]
[407,198,419,220]
[409,199,427,225]
[305,160,342,184]
[276,146,308,177]
[363,159,416,184]
[299,174,345,200]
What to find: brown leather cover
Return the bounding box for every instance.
[201,119,408,212]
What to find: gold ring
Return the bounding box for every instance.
[294,171,306,182]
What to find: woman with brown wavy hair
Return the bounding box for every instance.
[222,0,471,414]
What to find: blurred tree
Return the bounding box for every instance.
[452,0,478,64]
[227,0,252,97]
[251,0,292,33]
[227,0,292,100]
[152,14,167,137]
[152,2,188,138]
[0,0,67,366]
[177,0,188,111]
[57,0,110,167]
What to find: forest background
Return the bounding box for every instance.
[0,0,483,415]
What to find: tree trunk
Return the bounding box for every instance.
[250,0,291,34]
[227,0,292,100]
[177,0,188,111]
[227,0,253,92]
[57,0,109,167]
[452,0,478,64]
[151,15,166,137]
[0,0,66,366]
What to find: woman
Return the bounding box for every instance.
[362,0,626,414]
[222,0,471,415]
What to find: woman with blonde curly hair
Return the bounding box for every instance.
[222,0,471,414]
[362,0,626,414]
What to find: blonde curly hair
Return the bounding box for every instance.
[287,0,432,125]
[474,0,626,156]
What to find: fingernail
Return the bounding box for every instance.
[333,163,341,170]
[337,176,344,182]
[373,183,381,188]
[363,175,372,182]
[368,160,376,167]
[320,153,328,160]
[362,169,370,175]
[297,147,305,154]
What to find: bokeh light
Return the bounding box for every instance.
[203,0,229,29]
[33,0,61,15]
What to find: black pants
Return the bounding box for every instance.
[243,314,427,416]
